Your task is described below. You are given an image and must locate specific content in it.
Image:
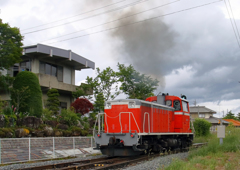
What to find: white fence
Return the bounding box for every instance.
[0,137,95,164]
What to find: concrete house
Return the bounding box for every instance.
[189,106,216,119]
[1,44,95,109]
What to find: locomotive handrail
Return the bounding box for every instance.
[143,112,150,134]
[119,112,141,134]
[104,112,140,134]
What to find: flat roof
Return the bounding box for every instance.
[22,44,95,70]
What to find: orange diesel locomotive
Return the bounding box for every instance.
[94,93,193,156]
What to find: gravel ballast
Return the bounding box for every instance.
[123,152,189,170]
[0,152,188,170]
[0,155,106,170]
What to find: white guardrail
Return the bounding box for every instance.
[0,137,95,164]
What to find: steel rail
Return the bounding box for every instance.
[17,143,207,170]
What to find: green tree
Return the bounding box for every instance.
[117,63,159,100]
[0,73,14,91]
[85,67,120,101]
[11,86,30,113]
[46,88,60,115]
[72,83,92,99]
[94,93,105,112]
[0,19,23,70]
[236,113,240,121]
[193,118,212,137]
[11,71,43,118]
[90,92,105,119]
[223,110,236,120]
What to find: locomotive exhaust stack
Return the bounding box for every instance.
[94,93,194,156]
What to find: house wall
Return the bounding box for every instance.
[36,73,77,91]
[205,113,213,118]
[191,113,199,119]
[31,58,39,74]
[190,113,214,119]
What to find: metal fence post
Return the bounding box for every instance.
[53,137,55,158]
[0,138,1,164]
[73,137,75,157]
[91,137,93,148]
[29,138,31,161]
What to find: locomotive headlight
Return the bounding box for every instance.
[129,102,135,108]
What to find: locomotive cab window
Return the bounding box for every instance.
[182,101,189,112]
[173,100,181,111]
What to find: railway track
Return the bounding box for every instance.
[17,143,207,170]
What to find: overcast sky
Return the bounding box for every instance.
[1,0,240,117]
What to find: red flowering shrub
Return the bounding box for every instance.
[71,98,93,115]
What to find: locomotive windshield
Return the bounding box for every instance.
[182,101,189,112]
[173,100,181,111]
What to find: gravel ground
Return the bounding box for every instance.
[0,152,188,170]
[123,152,189,170]
[0,154,106,170]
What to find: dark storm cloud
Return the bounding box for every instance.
[107,0,240,103]
[108,3,179,87]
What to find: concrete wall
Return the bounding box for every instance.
[31,58,39,74]
[37,73,77,92]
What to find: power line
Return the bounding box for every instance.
[21,0,127,31]
[227,0,240,39]
[41,0,180,43]
[22,0,150,35]
[223,0,240,48]
[47,0,223,44]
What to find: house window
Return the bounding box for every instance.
[57,66,63,82]
[52,66,57,77]
[60,102,67,109]
[199,113,205,118]
[20,60,31,71]
[39,61,63,81]
[45,64,51,75]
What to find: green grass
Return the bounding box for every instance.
[163,127,240,170]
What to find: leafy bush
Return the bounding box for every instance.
[11,71,43,118]
[4,114,17,127]
[0,128,14,138]
[81,130,88,136]
[71,126,82,133]
[0,96,6,114]
[193,118,211,137]
[62,130,72,136]
[3,106,12,116]
[59,108,80,127]
[42,108,54,121]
